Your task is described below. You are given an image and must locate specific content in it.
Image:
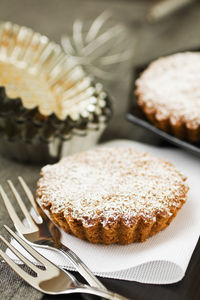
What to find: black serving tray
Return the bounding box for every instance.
[126,48,200,158]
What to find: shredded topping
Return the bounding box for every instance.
[37,147,188,227]
[135,52,200,128]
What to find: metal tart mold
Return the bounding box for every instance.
[0,22,112,163]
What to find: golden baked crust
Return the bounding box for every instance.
[135,52,200,143]
[36,147,189,245]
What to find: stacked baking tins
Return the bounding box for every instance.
[0,22,112,163]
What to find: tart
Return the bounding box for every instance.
[36,147,188,245]
[135,52,200,143]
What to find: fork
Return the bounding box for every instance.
[0,225,129,299]
[0,177,106,291]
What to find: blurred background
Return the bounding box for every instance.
[1,0,200,146]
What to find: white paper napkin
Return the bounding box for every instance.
[7,140,200,284]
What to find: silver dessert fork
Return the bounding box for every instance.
[0,225,129,299]
[0,177,106,290]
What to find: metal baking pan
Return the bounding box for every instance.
[0,22,112,163]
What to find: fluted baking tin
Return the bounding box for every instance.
[0,22,112,163]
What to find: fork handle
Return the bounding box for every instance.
[59,244,107,290]
[70,285,130,300]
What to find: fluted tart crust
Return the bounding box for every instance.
[36,147,188,244]
[135,52,200,143]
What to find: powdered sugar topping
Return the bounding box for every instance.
[37,147,188,227]
[136,52,200,128]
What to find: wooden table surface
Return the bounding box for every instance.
[1,1,200,300]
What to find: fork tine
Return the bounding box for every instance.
[18,176,42,223]
[0,248,35,286]
[0,185,25,232]
[0,234,42,275]
[7,180,36,228]
[4,225,59,273]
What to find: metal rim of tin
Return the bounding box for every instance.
[0,22,112,157]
